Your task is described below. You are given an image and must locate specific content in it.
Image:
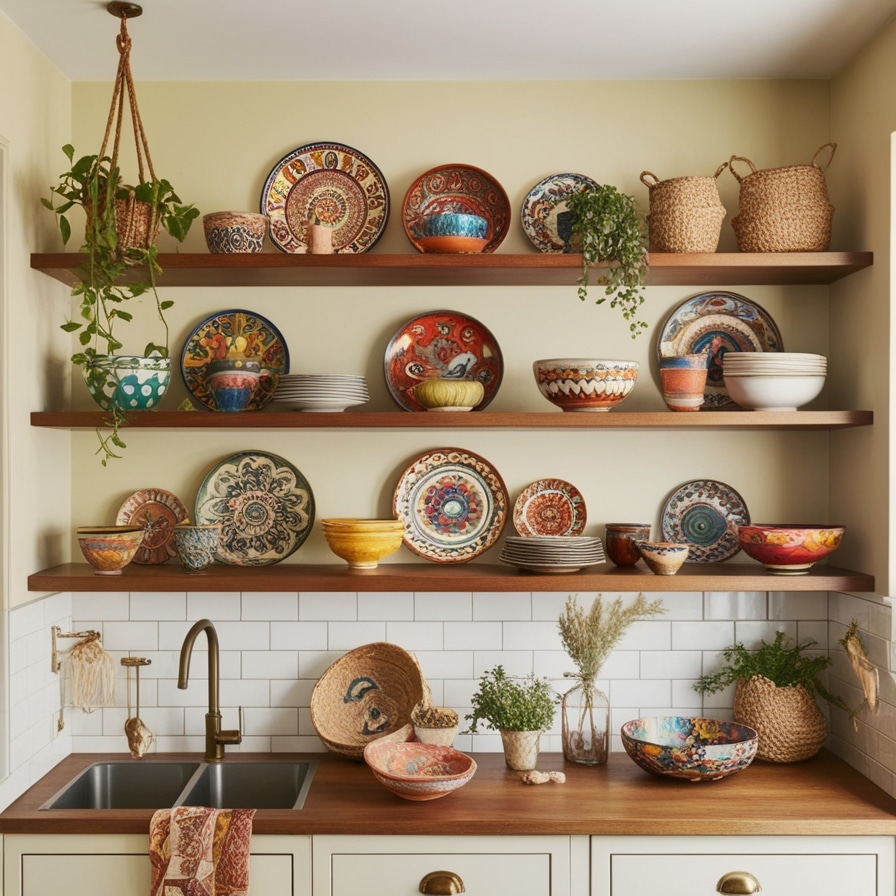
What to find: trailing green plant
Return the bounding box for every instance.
[693,630,851,713]
[565,184,649,338]
[464,665,556,733]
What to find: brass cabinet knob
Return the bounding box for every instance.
[419,871,466,895]
[717,871,762,894]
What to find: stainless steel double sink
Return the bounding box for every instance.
[39,759,319,811]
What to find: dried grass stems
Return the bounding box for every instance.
[559,593,666,686]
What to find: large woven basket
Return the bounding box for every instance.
[641,164,728,253]
[728,143,836,253]
[310,642,425,760]
[732,675,827,763]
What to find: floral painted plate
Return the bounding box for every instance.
[115,487,189,565]
[520,173,599,253]
[661,479,750,563]
[180,309,289,411]
[194,451,315,566]
[384,310,503,412]
[260,141,390,254]
[393,448,508,563]
[657,292,784,410]
[512,478,587,537]
[402,164,511,254]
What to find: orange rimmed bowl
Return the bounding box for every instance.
[363,740,477,800]
[737,524,845,575]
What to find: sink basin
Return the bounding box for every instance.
[176,760,319,810]
[40,761,202,810]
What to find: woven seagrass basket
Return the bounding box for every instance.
[733,674,827,763]
[310,642,425,760]
[641,164,728,253]
[728,143,836,253]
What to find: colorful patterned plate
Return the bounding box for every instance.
[115,487,189,565]
[520,173,600,253]
[402,164,511,254]
[180,309,289,411]
[260,141,390,254]
[384,310,503,412]
[512,479,587,537]
[393,448,508,563]
[661,479,750,563]
[194,451,315,566]
[657,292,784,410]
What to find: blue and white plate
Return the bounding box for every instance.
[520,172,599,253]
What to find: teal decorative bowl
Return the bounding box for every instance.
[421,213,488,238]
[82,355,171,412]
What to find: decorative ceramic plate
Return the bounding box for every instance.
[384,310,503,412]
[657,292,784,409]
[260,141,390,254]
[392,448,508,563]
[115,487,189,565]
[402,164,511,254]
[194,451,315,566]
[661,479,750,563]
[520,173,599,253]
[512,478,587,537]
[181,309,290,411]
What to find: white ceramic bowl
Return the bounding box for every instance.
[723,373,825,411]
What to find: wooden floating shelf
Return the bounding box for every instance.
[28,562,874,594]
[30,410,874,430]
[31,251,873,288]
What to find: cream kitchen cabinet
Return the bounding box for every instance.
[591,835,896,896]
[2,833,310,896]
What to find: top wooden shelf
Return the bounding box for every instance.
[31,251,873,288]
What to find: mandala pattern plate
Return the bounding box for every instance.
[181,309,289,411]
[392,448,508,563]
[661,479,750,563]
[657,292,784,409]
[512,479,587,537]
[194,451,315,567]
[520,173,600,253]
[260,141,390,254]
[402,164,511,254]
[116,487,189,565]
[384,310,503,412]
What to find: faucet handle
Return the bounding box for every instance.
[238,705,244,737]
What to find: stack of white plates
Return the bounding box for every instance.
[721,353,827,411]
[274,374,370,412]
[722,352,827,376]
[500,535,606,573]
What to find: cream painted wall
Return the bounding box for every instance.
[64,80,842,563]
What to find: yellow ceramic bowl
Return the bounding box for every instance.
[322,520,404,569]
[412,378,485,411]
[77,526,145,575]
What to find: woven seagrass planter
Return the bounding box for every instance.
[733,674,827,763]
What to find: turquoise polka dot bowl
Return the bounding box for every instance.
[82,354,171,412]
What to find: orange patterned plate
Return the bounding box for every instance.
[512,478,587,537]
[116,487,189,565]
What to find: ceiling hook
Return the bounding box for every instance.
[106,2,143,20]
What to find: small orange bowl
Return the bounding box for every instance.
[363,740,476,801]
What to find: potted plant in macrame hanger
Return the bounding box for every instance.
[42,3,198,465]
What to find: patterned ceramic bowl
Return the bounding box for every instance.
[634,541,690,576]
[533,358,639,412]
[421,212,489,239]
[174,524,221,573]
[82,355,171,412]
[202,211,268,253]
[736,524,845,575]
[621,716,758,781]
[363,740,477,800]
[76,526,145,576]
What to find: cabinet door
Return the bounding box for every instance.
[314,834,572,896]
[592,835,895,896]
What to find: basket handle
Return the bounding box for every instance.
[728,155,758,183]
[713,161,729,179]
[812,142,837,169]
[640,171,660,188]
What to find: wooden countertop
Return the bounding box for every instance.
[2,750,895,837]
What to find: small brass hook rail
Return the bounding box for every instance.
[51,625,101,674]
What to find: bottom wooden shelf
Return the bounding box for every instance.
[27,562,874,593]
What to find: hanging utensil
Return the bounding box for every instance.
[121,656,154,758]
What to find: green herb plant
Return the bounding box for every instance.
[465,665,556,733]
[565,184,649,338]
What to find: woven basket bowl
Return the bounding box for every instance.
[310,642,425,759]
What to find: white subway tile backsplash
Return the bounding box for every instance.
[130,592,188,621]
[610,679,671,707]
[244,707,299,736]
[358,592,414,621]
[415,592,472,621]
[327,621,387,649]
[102,621,159,651]
[240,592,298,620]
[502,621,562,651]
[473,592,532,621]
[415,650,474,680]
[704,591,766,620]
[385,621,445,651]
[640,650,703,680]
[188,592,243,620]
[769,591,829,620]
[71,592,130,621]
[619,620,672,651]
[241,650,299,680]
[299,592,357,620]
[671,621,735,650]
[734,620,795,646]
[270,621,328,651]
[659,592,704,620]
[444,622,501,651]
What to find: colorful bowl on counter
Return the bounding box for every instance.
[736,524,845,575]
[363,740,477,800]
[77,526,146,575]
[533,358,639,412]
[621,716,758,781]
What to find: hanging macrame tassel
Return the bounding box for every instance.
[67,633,117,712]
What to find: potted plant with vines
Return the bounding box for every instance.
[565,184,649,338]
[558,593,666,765]
[465,665,556,771]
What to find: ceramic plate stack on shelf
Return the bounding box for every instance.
[273,374,370,412]
[500,535,606,573]
[722,353,827,411]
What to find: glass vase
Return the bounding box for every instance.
[561,681,609,765]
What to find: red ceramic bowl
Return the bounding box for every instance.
[736,524,845,575]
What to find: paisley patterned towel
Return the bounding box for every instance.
[149,806,256,896]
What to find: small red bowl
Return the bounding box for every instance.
[737,524,845,575]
